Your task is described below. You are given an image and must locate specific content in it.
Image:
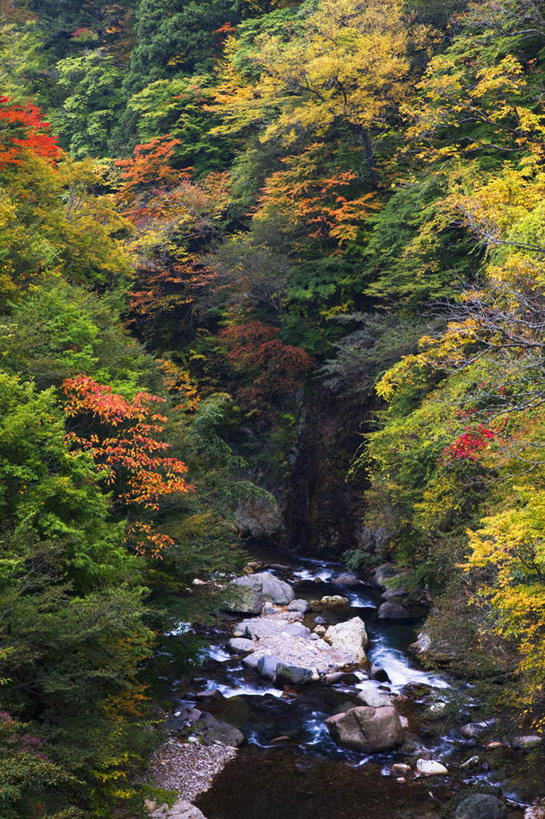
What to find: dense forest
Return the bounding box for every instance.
[2,0,545,816]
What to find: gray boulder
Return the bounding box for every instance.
[226,571,294,614]
[234,493,282,537]
[455,794,506,819]
[195,712,245,747]
[325,617,368,663]
[331,572,361,587]
[276,663,317,687]
[326,705,403,753]
[256,572,295,604]
[257,654,283,680]
[373,564,399,587]
[512,735,542,750]
[228,637,254,654]
[288,598,309,613]
[357,682,392,708]
[377,600,412,620]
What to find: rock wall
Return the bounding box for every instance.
[284,386,370,554]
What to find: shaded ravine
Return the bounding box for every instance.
[172,549,528,818]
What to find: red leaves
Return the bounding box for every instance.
[442,423,497,462]
[219,321,314,406]
[63,375,193,557]
[0,96,60,167]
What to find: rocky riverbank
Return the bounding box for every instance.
[148,552,544,819]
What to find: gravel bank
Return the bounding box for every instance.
[148,739,237,802]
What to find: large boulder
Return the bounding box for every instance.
[227,572,294,613]
[377,600,413,620]
[227,637,254,654]
[372,564,400,588]
[194,713,245,747]
[326,705,403,753]
[331,572,361,587]
[276,662,318,687]
[318,595,350,608]
[325,617,368,663]
[256,654,283,680]
[234,494,283,537]
[357,682,392,708]
[455,794,506,819]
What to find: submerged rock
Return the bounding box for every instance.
[325,617,368,663]
[326,705,403,753]
[455,794,506,819]
[512,735,542,750]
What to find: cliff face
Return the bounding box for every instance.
[284,387,370,555]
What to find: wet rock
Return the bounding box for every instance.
[227,637,254,654]
[194,713,245,747]
[276,662,318,687]
[331,572,361,587]
[325,617,368,663]
[391,762,411,775]
[146,798,207,819]
[416,759,448,776]
[319,595,350,608]
[377,600,413,620]
[242,653,259,670]
[314,615,327,625]
[370,665,391,683]
[288,598,309,613]
[324,671,360,685]
[454,794,506,819]
[357,682,392,708]
[512,734,542,750]
[326,705,403,753]
[195,688,223,701]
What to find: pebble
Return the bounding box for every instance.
[459,755,480,768]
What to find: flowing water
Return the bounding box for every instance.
[168,547,531,818]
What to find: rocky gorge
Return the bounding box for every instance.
[146,550,545,819]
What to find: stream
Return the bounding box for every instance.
[169,547,533,818]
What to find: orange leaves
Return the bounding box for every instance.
[0,96,60,168]
[63,375,193,556]
[219,321,314,407]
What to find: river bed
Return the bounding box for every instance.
[165,547,535,818]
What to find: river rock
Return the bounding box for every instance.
[373,564,400,587]
[370,665,391,683]
[146,798,207,819]
[319,595,350,608]
[276,662,318,687]
[455,794,506,819]
[288,598,309,613]
[242,653,259,669]
[282,622,311,639]
[262,601,276,615]
[391,762,411,775]
[377,600,412,620]
[325,617,368,663]
[228,637,254,654]
[357,682,392,708]
[460,722,485,739]
[331,572,361,587]
[257,654,282,680]
[194,713,245,747]
[525,807,545,819]
[416,759,448,776]
[326,705,403,753]
[314,625,326,636]
[227,572,294,614]
[512,734,542,750]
